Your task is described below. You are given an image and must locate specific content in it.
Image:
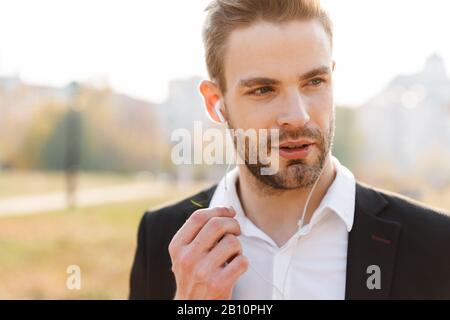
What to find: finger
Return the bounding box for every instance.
[198,234,242,277]
[190,216,241,253]
[170,207,235,252]
[215,254,249,288]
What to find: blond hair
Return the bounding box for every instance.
[202,0,333,94]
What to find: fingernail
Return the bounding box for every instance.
[229,206,236,215]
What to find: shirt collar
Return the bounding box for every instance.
[316,156,356,232]
[209,156,356,235]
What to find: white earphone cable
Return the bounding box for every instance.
[280,156,329,299]
[242,157,328,299]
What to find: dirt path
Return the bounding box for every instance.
[0,181,172,217]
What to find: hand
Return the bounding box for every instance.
[168,206,248,299]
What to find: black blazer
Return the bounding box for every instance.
[129,181,450,300]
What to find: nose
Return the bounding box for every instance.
[276,89,311,128]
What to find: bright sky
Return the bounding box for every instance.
[0,0,449,107]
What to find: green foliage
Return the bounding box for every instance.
[332,106,363,169]
[7,86,170,172]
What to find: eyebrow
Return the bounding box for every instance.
[237,66,331,89]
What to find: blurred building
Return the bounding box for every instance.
[0,75,21,90]
[357,54,450,187]
[157,76,211,134]
[157,76,225,181]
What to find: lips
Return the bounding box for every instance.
[277,139,315,149]
[275,139,316,160]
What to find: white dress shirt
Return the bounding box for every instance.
[208,156,356,300]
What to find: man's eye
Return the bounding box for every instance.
[309,78,325,86]
[248,86,274,96]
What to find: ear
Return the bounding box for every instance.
[199,80,225,124]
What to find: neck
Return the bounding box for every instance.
[236,155,337,247]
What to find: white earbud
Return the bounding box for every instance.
[214,100,226,123]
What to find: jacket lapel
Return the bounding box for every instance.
[345,182,402,299]
[182,184,218,220]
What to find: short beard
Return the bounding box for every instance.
[229,115,335,192]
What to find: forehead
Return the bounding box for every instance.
[223,19,332,92]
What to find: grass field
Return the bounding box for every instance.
[421,187,450,211]
[0,171,211,299]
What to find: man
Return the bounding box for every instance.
[130,0,450,299]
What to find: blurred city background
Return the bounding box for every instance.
[0,0,449,299]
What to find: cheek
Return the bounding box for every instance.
[308,91,334,126]
[245,112,274,130]
[229,101,276,130]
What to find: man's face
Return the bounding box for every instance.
[223,19,335,189]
